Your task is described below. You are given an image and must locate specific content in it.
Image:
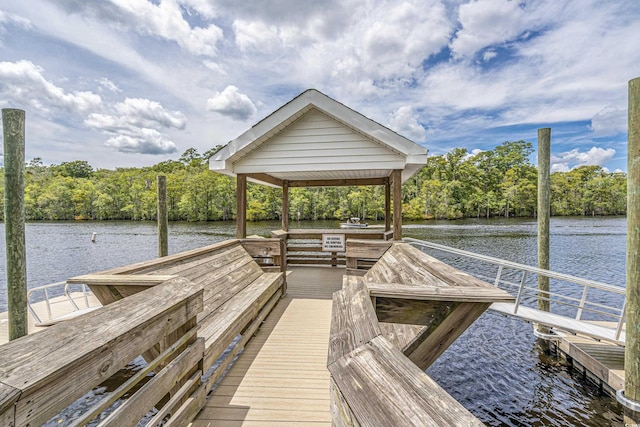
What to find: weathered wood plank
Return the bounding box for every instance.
[147,244,248,277]
[328,280,380,365]
[100,338,205,426]
[328,336,483,426]
[329,378,360,427]
[0,382,19,420]
[0,277,203,427]
[241,238,283,257]
[345,239,392,259]
[90,239,242,276]
[375,297,460,326]
[379,322,425,353]
[67,274,177,285]
[368,282,514,302]
[200,273,284,369]
[202,287,283,394]
[404,302,490,370]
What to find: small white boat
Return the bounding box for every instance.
[340,217,368,228]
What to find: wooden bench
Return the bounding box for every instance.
[67,238,286,422]
[0,276,204,426]
[328,279,484,426]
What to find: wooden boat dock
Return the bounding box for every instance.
[0,237,513,426]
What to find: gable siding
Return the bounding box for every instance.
[234,109,404,174]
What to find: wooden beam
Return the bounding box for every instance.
[157,175,168,258]
[245,173,284,187]
[367,282,516,303]
[385,178,391,232]
[392,169,402,240]
[288,177,388,187]
[67,274,178,286]
[236,174,247,238]
[282,180,289,231]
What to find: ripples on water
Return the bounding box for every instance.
[0,217,626,425]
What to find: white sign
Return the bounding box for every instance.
[322,234,345,252]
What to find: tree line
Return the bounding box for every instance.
[0,141,626,222]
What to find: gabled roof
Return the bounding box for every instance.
[209,89,428,186]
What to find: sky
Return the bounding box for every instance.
[0,0,638,172]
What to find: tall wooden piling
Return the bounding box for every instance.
[157,175,168,257]
[3,109,28,340]
[624,77,640,423]
[537,128,551,336]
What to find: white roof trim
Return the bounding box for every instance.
[210,89,428,184]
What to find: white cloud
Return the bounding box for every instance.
[97,77,122,93]
[113,98,186,129]
[389,106,428,141]
[0,60,101,114]
[85,98,184,155]
[104,129,178,155]
[233,19,282,52]
[551,146,616,172]
[451,0,529,57]
[590,106,627,136]
[64,0,224,57]
[206,85,257,121]
[0,9,31,30]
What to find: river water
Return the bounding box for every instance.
[0,217,626,425]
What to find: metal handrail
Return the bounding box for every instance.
[26,281,96,324]
[404,238,626,340]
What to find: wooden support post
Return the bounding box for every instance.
[2,109,27,340]
[385,179,391,232]
[157,175,168,258]
[537,128,551,336]
[236,174,247,238]
[282,180,289,232]
[392,170,402,240]
[623,77,640,424]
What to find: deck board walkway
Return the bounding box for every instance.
[191,266,343,426]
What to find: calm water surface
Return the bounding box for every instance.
[0,217,626,425]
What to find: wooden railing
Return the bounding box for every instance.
[0,277,203,427]
[241,238,287,273]
[345,239,393,275]
[328,279,484,426]
[271,229,393,267]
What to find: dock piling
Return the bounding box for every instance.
[537,128,551,337]
[622,76,640,423]
[157,175,168,257]
[2,108,28,340]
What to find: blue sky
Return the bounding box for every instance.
[0,0,637,172]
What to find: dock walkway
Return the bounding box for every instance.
[191,266,343,426]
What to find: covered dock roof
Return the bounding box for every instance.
[209,89,428,239]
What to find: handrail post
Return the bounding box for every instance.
[494,265,503,287]
[513,271,528,314]
[616,300,627,341]
[575,285,589,320]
